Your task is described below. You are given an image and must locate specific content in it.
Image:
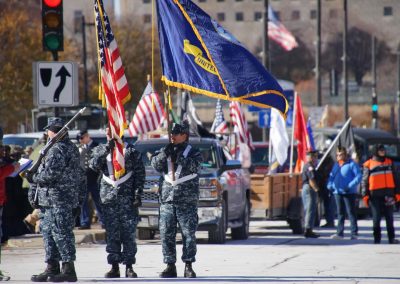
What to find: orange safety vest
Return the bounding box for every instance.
[363,158,395,191]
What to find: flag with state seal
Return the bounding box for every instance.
[156,0,289,116]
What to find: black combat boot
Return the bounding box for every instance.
[105,263,120,278]
[184,262,196,278]
[159,263,177,278]
[31,260,60,282]
[47,262,77,282]
[125,265,137,278]
[304,229,320,238]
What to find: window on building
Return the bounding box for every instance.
[199,0,206,2]
[236,0,243,1]
[329,9,338,18]
[217,12,225,22]
[217,0,224,2]
[383,6,393,16]
[236,12,244,21]
[143,0,150,3]
[291,10,300,20]
[254,11,262,21]
[143,14,151,24]
[310,9,316,19]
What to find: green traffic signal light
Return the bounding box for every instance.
[42,0,63,52]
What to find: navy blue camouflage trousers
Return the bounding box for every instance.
[159,202,198,264]
[41,207,76,263]
[102,198,138,265]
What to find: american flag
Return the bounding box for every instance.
[95,0,129,179]
[229,101,254,150]
[210,99,228,136]
[129,81,165,137]
[268,7,298,51]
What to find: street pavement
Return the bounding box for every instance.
[2,212,400,283]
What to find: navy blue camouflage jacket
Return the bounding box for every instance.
[31,136,86,209]
[89,143,145,204]
[151,142,202,204]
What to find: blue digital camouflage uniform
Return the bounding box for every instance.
[89,143,145,265]
[29,135,85,263]
[151,141,202,264]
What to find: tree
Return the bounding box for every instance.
[322,27,391,86]
[0,0,80,133]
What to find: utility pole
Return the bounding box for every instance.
[397,44,400,136]
[343,0,349,120]
[371,36,378,129]
[261,0,269,142]
[316,0,322,106]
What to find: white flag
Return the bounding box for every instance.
[270,108,289,165]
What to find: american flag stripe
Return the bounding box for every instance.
[229,101,254,150]
[211,99,228,136]
[129,81,165,137]
[268,7,298,51]
[95,0,129,178]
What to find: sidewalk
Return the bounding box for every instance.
[4,224,106,249]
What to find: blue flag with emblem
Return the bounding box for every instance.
[156,0,289,115]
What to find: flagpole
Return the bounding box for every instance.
[316,117,352,171]
[289,92,298,175]
[164,90,175,181]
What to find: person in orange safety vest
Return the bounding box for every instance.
[361,144,400,244]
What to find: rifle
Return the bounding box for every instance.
[22,107,87,182]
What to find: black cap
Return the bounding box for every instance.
[76,129,88,140]
[171,120,190,135]
[43,117,64,133]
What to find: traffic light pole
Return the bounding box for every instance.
[316,0,322,106]
[343,0,349,121]
[371,35,378,129]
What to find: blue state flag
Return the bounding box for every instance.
[156,0,289,115]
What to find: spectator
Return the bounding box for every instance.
[301,150,321,238]
[362,144,400,244]
[327,147,361,240]
[76,130,103,229]
[0,144,20,281]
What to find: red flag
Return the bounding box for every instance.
[294,94,312,172]
[229,101,254,150]
[95,0,129,179]
[129,81,165,137]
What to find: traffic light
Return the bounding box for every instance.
[42,0,63,52]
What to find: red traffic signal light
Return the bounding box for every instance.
[42,0,63,52]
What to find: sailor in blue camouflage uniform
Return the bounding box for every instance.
[151,121,202,278]
[89,127,145,279]
[29,117,86,282]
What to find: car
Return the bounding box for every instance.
[134,137,251,243]
[2,132,44,149]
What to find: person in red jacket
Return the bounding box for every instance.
[0,144,20,281]
[362,144,400,244]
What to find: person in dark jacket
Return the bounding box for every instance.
[151,121,202,278]
[362,144,400,244]
[77,129,103,229]
[301,150,321,238]
[327,146,361,240]
[28,117,86,282]
[89,127,145,278]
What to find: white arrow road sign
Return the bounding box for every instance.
[33,61,79,107]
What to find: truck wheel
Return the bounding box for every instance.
[231,199,250,240]
[137,229,155,240]
[208,200,227,244]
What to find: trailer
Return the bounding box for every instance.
[250,173,303,234]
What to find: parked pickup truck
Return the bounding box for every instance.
[134,137,251,244]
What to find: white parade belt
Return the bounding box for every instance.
[102,171,133,188]
[164,173,198,187]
